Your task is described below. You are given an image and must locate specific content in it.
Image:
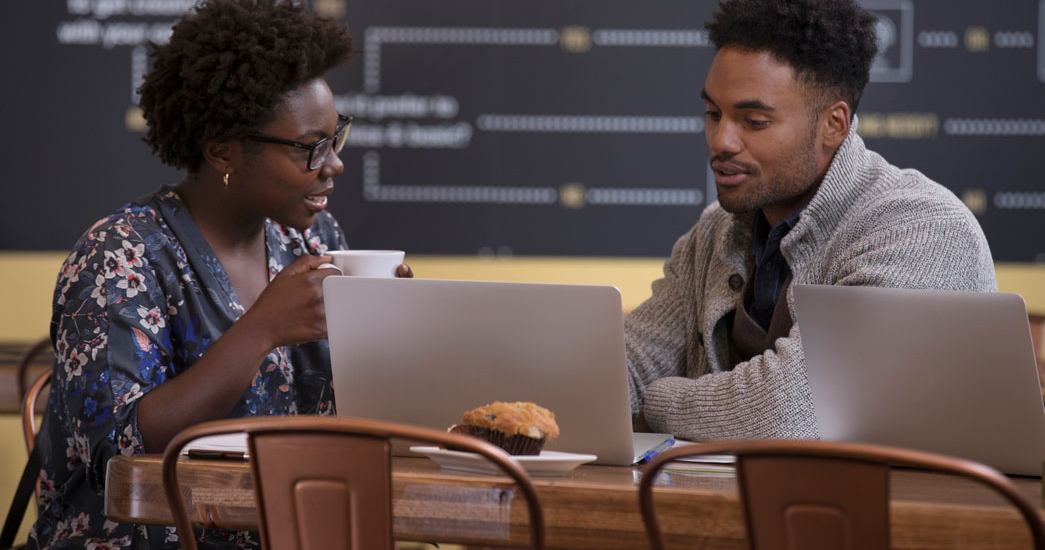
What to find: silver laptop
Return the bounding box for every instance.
[794,284,1045,476]
[322,276,672,465]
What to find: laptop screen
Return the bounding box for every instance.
[323,277,650,465]
[794,284,1045,476]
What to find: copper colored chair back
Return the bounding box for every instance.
[18,337,53,453]
[163,416,545,550]
[21,370,51,454]
[639,439,1045,550]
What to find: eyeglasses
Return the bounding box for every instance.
[245,114,352,171]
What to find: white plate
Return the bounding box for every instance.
[410,446,597,476]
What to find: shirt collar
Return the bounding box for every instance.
[752,205,806,259]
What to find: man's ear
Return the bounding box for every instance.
[201,141,240,175]
[821,100,851,151]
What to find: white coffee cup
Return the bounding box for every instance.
[321,250,405,277]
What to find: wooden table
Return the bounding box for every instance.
[105,455,1045,549]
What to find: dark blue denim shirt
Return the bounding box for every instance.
[747,207,804,330]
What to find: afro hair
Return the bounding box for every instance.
[706,0,879,116]
[138,0,357,172]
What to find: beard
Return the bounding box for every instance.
[714,127,822,217]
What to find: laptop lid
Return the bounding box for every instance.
[794,284,1045,476]
[323,277,669,465]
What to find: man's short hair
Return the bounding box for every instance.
[706,0,879,116]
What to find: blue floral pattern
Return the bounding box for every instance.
[29,185,346,549]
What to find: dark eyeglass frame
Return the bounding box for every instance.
[245,114,353,171]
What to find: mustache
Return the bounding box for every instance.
[710,155,759,176]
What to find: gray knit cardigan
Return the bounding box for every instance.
[625,124,997,441]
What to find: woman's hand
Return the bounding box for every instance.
[242,254,340,348]
[138,254,338,452]
[395,264,414,278]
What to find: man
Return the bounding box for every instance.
[626,0,996,440]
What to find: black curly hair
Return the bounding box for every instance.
[138,0,357,173]
[706,0,879,117]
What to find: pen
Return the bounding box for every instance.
[187,449,248,461]
[638,437,676,463]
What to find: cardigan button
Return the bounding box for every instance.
[728,274,744,292]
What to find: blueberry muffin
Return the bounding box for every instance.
[449,401,560,455]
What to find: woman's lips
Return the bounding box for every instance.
[304,189,331,212]
[304,195,328,212]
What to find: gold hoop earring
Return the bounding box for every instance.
[223,173,230,188]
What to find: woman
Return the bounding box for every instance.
[28,1,406,548]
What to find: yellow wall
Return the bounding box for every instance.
[1,250,1044,342]
[0,251,666,342]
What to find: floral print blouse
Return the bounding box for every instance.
[28,185,346,549]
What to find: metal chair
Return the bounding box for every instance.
[21,370,51,454]
[15,337,51,400]
[162,416,546,550]
[639,439,1045,550]
[16,337,53,453]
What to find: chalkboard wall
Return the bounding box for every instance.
[1,0,1043,261]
